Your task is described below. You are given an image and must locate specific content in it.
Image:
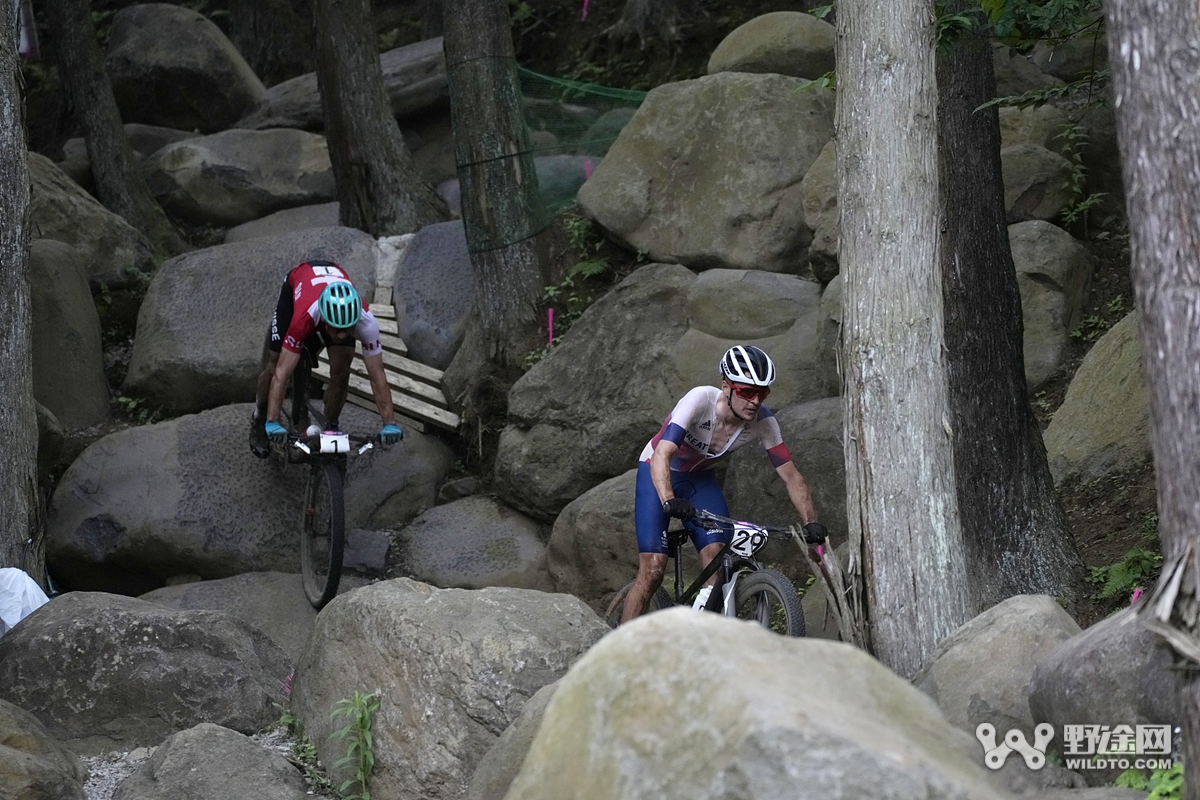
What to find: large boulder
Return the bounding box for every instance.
[1043,312,1150,486]
[815,274,842,393]
[112,723,308,800]
[59,123,201,191]
[1010,221,1093,389]
[1001,144,1075,222]
[999,105,1073,156]
[223,202,341,243]
[105,4,266,133]
[46,403,453,594]
[992,44,1064,99]
[799,139,839,282]
[707,11,836,80]
[144,129,335,226]
[123,227,377,415]
[28,152,153,288]
[0,698,87,800]
[392,220,474,369]
[466,682,558,800]
[914,595,1082,740]
[578,73,834,274]
[505,609,1011,800]
[236,38,448,131]
[0,592,291,754]
[1031,29,1108,83]
[291,580,608,800]
[29,240,109,430]
[494,265,828,519]
[391,496,548,590]
[35,402,64,482]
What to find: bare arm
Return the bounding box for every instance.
[775,460,817,525]
[362,352,395,426]
[266,348,302,423]
[650,440,679,505]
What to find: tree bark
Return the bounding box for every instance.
[1106,0,1200,793]
[44,0,185,259]
[837,0,971,678]
[421,0,444,39]
[0,0,42,583]
[314,0,447,237]
[229,0,312,88]
[443,0,548,376]
[937,5,1087,614]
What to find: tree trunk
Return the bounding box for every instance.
[937,5,1087,614]
[443,0,548,376]
[422,0,444,39]
[1106,0,1200,793]
[314,0,447,237]
[837,0,970,678]
[44,0,185,259]
[0,0,42,583]
[229,0,312,87]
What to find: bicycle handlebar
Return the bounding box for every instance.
[288,431,378,457]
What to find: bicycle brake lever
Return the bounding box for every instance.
[292,440,311,455]
[357,442,374,455]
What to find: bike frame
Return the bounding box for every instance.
[667,517,771,616]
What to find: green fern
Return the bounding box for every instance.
[1088,547,1162,600]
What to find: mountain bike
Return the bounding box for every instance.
[604,510,807,636]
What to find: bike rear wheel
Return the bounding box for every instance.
[604,581,673,629]
[733,569,805,637]
[300,460,345,609]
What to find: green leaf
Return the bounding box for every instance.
[1116,769,1148,790]
[808,4,833,19]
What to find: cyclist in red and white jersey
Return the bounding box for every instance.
[249,260,401,457]
[621,345,827,623]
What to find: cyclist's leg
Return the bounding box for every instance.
[257,279,294,416]
[678,471,731,579]
[622,462,670,624]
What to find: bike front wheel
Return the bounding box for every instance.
[604,580,673,629]
[300,460,345,610]
[733,569,805,637]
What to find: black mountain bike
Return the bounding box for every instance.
[604,510,806,636]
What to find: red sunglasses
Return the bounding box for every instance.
[729,383,769,401]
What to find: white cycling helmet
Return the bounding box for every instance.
[720,345,776,387]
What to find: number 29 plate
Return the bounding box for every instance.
[729,523,768,557]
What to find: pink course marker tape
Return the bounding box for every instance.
[1131,587,1143,604]
[581,0,590,21]
[548,308,554,344]
[584,159,594,179]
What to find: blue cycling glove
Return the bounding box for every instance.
[379,424,403,445]
[265,421,288,442]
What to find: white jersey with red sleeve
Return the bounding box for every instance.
[637,386,792,473]
[281,262,382,357]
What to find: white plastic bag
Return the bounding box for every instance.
[0,568,49,638]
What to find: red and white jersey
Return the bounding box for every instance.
[281,262,382,357]
[638,386,792,473]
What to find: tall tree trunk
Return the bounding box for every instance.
[1107,0,1200,793]
[229,0,312,88]
[314,0,447,237]
[44,0,185,259]
[837,0,970,678]
[0,0,42,583]
[937,6,1087,614]
[422,0,444,39]
[443,0,548,376]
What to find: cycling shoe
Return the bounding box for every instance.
[249,415,270,459]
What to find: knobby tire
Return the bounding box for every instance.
[300,460,345,609]
[605,580,673,629]
[733,569,805,637]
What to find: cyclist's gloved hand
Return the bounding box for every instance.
[662,497,695,522]
[379,424,403,445]
[265,421,288,443]
[802,522,829,544]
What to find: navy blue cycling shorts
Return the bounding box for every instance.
[634,461,731,555]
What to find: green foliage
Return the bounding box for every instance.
[113,395,161,425]
[1053,123,1107,228]
[1070,295,1125,342]
[984,0,1103,47]
[808,4,834,19]
[1116,763,1184,800]
[976,71,1110,112]
[797,71,836,92]
[291,735,336,795]
[1088,547,1162,600]
[332,691,381,800]
[508,0,534,26]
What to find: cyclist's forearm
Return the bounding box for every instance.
[777,461,817,524]
[267,349,300,422]
[363,355,395,426]
[650,444,676,504]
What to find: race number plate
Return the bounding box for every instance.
[729,523,768,557]
[319,432,350,454]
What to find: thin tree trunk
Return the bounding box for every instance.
[937,5,1087,614]
[0,0,42,583]
[837,0,970,678]
[314,0,447,237]
[1106,0,1200,794]
[229,0,312,87]
[443,0,548,374]
[44,0,185,259]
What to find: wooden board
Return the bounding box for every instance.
[379,331,408,356]
[313,362,460,431]
[338,392,426,434]
[317,354,448,407]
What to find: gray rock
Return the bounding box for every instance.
[291,579,608,800]
[236,38,447,131]
[1043,312,1150,486]
[35,401,64,482]
[1001,144,1075,222]
[799,139,839,281]
[815,274,842,394]
[578,73,833,273]
[28,152,153,289]
[505,609,1012,800]
[392,496,547,589]
[1031,29,1108,83]
[30,240,109,430]
[707,11,836,80]
[60,124,202,188]
[144,129,335,226]
[46,403,453,594]
[914,595,1082,740]
[105,4,266,133]
[344,529,390,574]
[0,698,87,800]
[224,202,342,244]
[999,105,1074,157]
[992,44,1064,99]
[112,723,307,800]
[535,154,593,210]
[466,682,558,800]
[392,220,474,369]
[123,227,377,415]
[578,108,637,157]
[405,113,458,185]
[0,592,291,754]
[1038,791,1148,800]
[1010,221,1093,389]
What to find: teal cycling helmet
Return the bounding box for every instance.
[319,281,361,329]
